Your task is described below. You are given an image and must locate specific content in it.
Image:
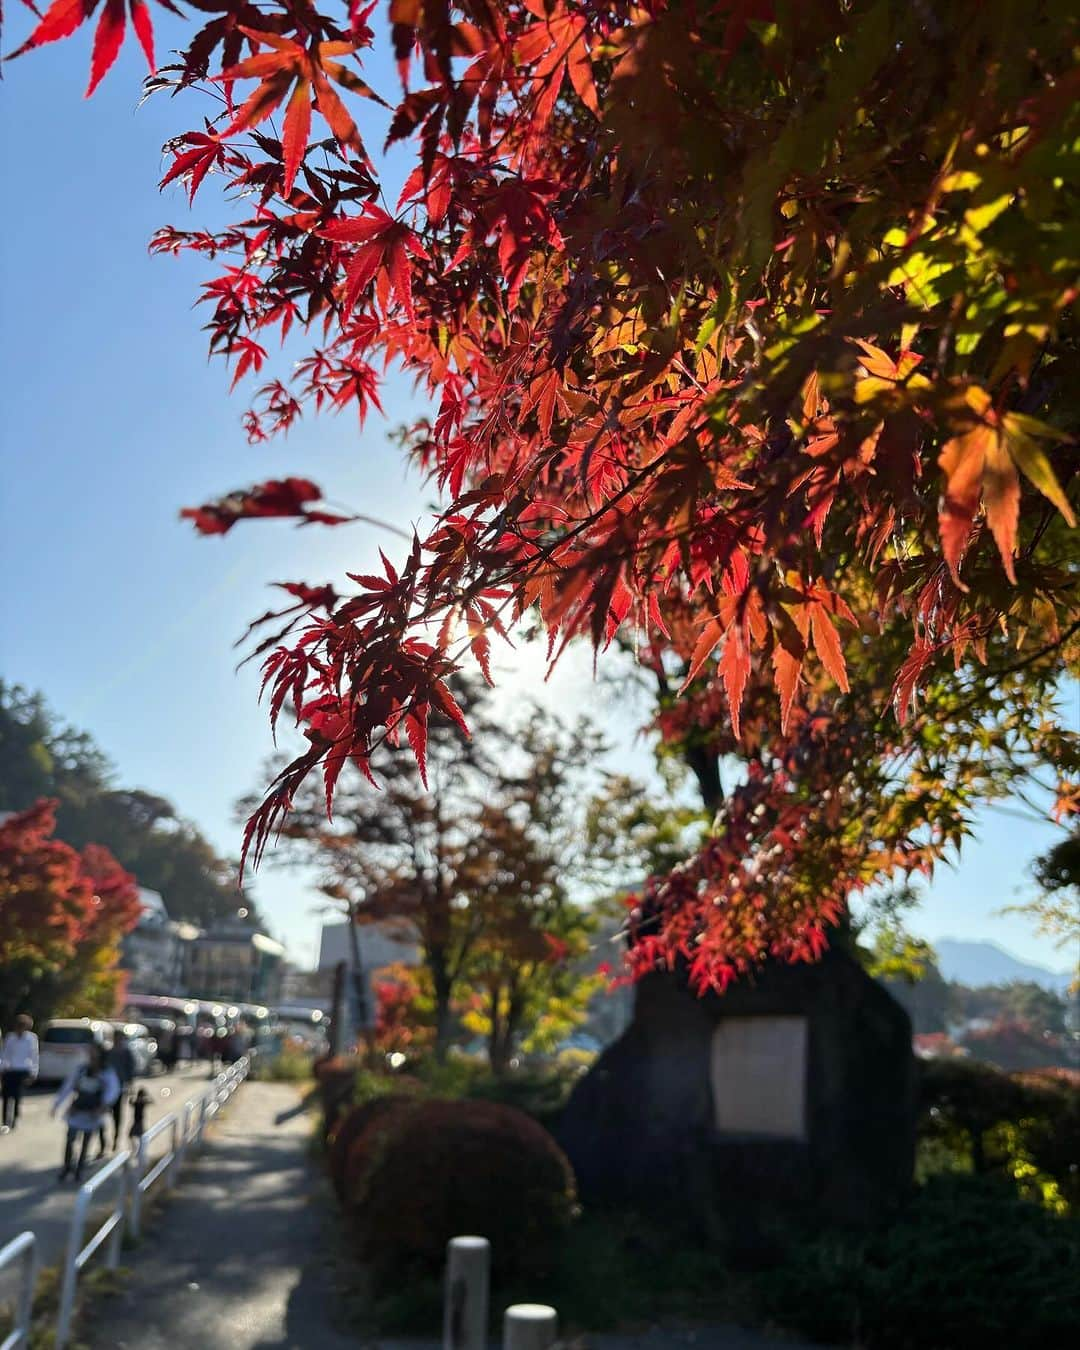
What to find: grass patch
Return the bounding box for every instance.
[362,1175,1080,1348]
[0,1260,129,1350]
[369,1208,754,1337]
[251,1045,315,1083]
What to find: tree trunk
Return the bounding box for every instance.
[971,1127,987,1174]
[684,743,723,815]
[490,983,524,1077]
[431,948,454,1063]
[434,998,453,1062]
[487,985,509,1075]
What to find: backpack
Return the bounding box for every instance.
[72,1071,105,1115]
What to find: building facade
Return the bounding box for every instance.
[183,922,287,1004]
[120,888,198,995]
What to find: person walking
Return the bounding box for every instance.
[52,1044,119,1183]
[1,1013,39,1133]
[99,1028,136,1154]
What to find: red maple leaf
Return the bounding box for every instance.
[9,0,181,96]
[221,26,386,197]
[181,477,355,535]
[322,204,430,319]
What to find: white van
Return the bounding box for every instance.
[36,1019,115,1084]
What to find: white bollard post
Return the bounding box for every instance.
[443,1236,491,1350]
[503,1304,557,1350]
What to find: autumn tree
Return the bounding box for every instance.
[246,689,605,1058]
[0,800,141,1026]
[372,961,434,1055]
[12,2,1080,988]
[453,739,603,1073]
[0,683,254,928]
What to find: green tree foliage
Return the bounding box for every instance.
[0,682,249,927]
[947,980,1068,1035]
[1015,827,1080,954]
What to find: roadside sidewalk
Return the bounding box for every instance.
[87,1080,356,1350]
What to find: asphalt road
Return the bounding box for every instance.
[0,1063,224,1271]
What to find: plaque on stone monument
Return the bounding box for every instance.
[710,1014,808,1139]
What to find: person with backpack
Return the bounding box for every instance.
[52,1045,119,1183]
[97,1028,136,1155]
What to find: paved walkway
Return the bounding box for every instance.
[87,1081,355,1350]
[0,1063,225,1269]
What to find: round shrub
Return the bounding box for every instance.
[328,1095,414,1204]
[356,1098,577,1276]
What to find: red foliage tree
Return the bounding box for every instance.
[11,2,1079,988]
[0,800,141,1024]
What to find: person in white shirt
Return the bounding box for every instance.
[52,1044,120,1182]
[0,1013,39,1133]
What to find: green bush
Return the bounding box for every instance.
[456,1062,586,1132]
[919,1057,1080,1210]
[355,1098,577,1279]
[761,1174,1080,1350]
[251,1043,313,1083]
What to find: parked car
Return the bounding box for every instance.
[120,996,199,1066]
[109,1022,158,1077]
[36,1019,115,1084]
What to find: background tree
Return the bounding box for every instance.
[0,681,252,927]
[0,800,141,1025]
[11,3,1080,988]
[1007,829,1080,962]
[372,962,436,1057]
[947,982,1068,1036]
[249,688,606,1059]
[454,769,601,1073]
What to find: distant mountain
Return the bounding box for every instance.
[934,938,1073,993]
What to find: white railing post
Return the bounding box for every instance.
[55,1185,90,1350]
[165,1115,180,1192]
[503,1305,558,1350]
[179,1099,194,1166]
[0,1231,37,1350]
[129,1132,148,1240]
[443,1236,490,1350]
[56,1150,130,1350]
[107,1157,128,1269]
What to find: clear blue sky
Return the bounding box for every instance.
[0,17,1074,975]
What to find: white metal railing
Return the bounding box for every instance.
[129,1054,251,1237]
[52,1052,251,1347]
[127,1112,181,1239]
[0,1231,36,1350]
[55,1149,130,1349]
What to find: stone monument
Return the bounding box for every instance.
[558,945,915,1229]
